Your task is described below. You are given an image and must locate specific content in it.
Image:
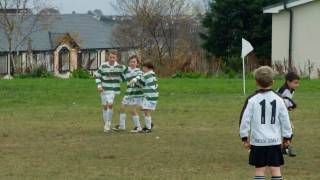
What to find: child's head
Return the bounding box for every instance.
[128,55,140,69]
[254,66,274,89]
[142,61,154,73]
[106,49,118,64]
[285,72,300,89]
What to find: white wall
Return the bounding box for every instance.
[272,1,320,78]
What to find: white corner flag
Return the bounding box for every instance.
[241,38,254,95]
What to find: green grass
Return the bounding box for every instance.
[0,78,320,180]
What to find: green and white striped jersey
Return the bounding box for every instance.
[95,62,126,94]
[123,67,144,98]
[136,70,159,102]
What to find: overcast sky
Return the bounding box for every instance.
[48,0,118,15]
[48,0,207,15]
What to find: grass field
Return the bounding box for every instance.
[0,78,320,180]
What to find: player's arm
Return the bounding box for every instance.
[95,65,103,92]
[239,99,253,148]
[121,66,128,82]
[129,72,145,87]
[278,100,293,147]
[283,97,297,111]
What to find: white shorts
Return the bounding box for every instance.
[100,91,116,105]
[122,96,143,106]
[142,98,157,110]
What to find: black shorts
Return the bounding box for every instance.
[249,145,284,168]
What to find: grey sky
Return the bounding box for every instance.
[48,0,118,15]
[48,0,207,15]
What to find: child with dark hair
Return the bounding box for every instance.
[277,72,300,157]
[129,61,158,133]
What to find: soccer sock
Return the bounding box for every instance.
[107,109,113,125]
[103,109,108,124]
[271,176,282,180]
[119,113,126,129]
[253,176,265,180]
[132,115,141,128]
[145,116,152,129]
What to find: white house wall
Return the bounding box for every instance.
[272,1,320,78]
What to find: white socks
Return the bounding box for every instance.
[145,116,152,129]
[103,109,108,124]
[119,113,126,129]
[103,109,113,126]
[132,115,141,128]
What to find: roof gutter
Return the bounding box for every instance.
[284,0,293,71]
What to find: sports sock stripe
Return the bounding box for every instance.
[253,176,265,180]
[271,176,283,180]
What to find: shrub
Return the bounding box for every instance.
[14,66,54,78]
[71,68,92,79]
[32,66,54,78]
[172,71,206,79]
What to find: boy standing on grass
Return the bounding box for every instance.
[239,66,293,180]
[130,61,158,133]
[112,55,144,133]
[277,72,300,157]
[95,49,126,132]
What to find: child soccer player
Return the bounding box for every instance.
[239,66,293,180]
[95,49,126,132]
[129,61,158,133]
[277,72,300,157]
[112,55,144,132]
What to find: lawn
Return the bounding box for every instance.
[0,78,320,180]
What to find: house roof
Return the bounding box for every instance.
[263,0,315,14]
[0,14,121,52]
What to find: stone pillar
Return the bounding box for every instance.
[70,48,78,71]
[21,53,27,73]
[54,50,59,74]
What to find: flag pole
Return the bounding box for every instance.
[242,56,246,95]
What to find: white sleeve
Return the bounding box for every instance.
[279,100,293,139]
[239,100,253,139]
[283,98,293,108]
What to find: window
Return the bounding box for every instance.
[59,48,70,72]
[13,54,23,73]
[81,50,98,70]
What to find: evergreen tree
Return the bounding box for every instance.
[200,0,278,60]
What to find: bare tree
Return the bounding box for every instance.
[0,0,53,79]
[113,0,191,63]
[112,0,207,75]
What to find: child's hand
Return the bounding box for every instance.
[128,78,137,86]
[97,87,103,93]
[283,139,291,148]
[242,140,251,150]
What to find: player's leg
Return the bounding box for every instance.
[268,145,284,179]
[106,103,113,124]
[269,166,282,180]
[130,104,142,133]
[103,104,111,132]
[113,103,126,131]
[142,109,153,133]
[141,99,157,132]
[254,167,266,180]
[249,146,267,180]
[101,92,111,132]
[104,93,115,132]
